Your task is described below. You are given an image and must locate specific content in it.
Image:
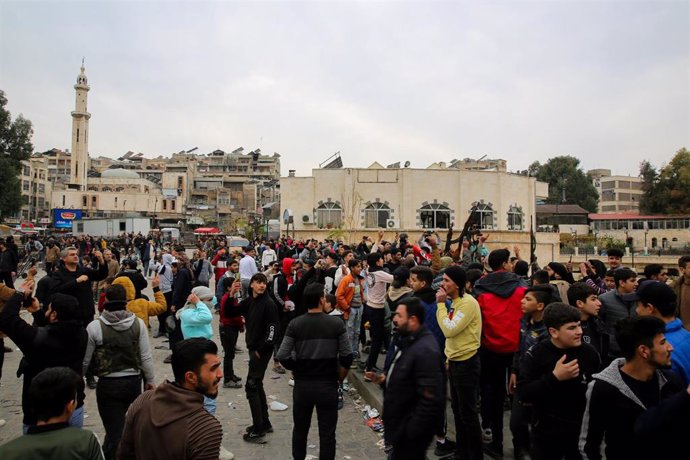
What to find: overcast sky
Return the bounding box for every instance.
[1,0,688,177]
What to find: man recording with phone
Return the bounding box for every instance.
[50,246,108,326]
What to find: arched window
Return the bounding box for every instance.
[419,203,451,229]
[476,202,494,230]
[662,237,669,249]
[316,201,342,228]
[507,205,524,231]
[102,186,112,193]
[651,237,658,248]
[364,202,391,228]
[115,187,125,193]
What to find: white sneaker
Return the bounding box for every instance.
[482,428,493,443]
[219,446,235,460]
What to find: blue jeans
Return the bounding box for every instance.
[347,307,363,359]
[204,395,217,415]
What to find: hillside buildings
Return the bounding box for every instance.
[12,64,280,231]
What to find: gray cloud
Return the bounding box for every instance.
[1,1,687,176]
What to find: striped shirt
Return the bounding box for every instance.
[276,312,353,381]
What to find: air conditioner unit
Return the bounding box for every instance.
[301,214,314,224]
[386,219,399,229]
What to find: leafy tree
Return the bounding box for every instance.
[532,155,599,212]
[640,148,690,214]
[0,157,22,218]
[0,90,34,219]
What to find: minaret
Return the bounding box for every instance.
[68,60,90,191]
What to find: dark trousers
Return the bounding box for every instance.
[45,261,54,273]
[292,379,338,460]
[449,354,483,460]
[220,325,240,381]
[479,348,513,450]
[0,338,4,382]
[509,396,532,454]
[365,306,385,371]
[390,437,432,460]
[531,431,581,460]
[157,291,173,334]
[246,349,272,430]
[0,272,13,288]
[96,375,142,460]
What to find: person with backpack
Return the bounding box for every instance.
[82,284,155,460]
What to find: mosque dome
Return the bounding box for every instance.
[101,168,140,179]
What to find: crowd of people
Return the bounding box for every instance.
[0,229,689,460]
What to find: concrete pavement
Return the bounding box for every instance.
[0,270,386,459]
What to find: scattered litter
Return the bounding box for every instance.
[288,378,295,387]
[305,455,317,460]
[83,414,89,419]
[267,395,277,400]
[0,419,6,428]
[243,358,250,362]
[227,402,233,406]
[308,444,316,449]
[270,375,281,379]
[342,383,351,391]
[376,439,386,448]
[270,400,288,411]
[344,456,352,460]
[367,417,384,432]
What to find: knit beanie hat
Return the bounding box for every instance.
[444,265,466,289]
[192,286,214,300]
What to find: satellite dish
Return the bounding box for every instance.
[283,209,294,224]
[404,161,411,168]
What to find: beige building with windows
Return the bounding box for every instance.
[19,156,53,225]
[589,169,644,214]
[281,162,561,262]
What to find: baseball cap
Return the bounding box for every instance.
[622,280,676,310]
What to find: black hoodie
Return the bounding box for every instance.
[0,292,87,425]
[238,292,279,354]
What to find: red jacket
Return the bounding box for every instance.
[220,292,245,330]
[473,270,528,354]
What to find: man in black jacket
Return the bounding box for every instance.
[237,273,279,443]
[0,281,88,430]
[517,303,600,460]
[369,297,446,460]
[579,316,684,460]
[50,246,108,326]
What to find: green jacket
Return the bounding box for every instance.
[0,423,104,460]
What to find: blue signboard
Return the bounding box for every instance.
[53,209,82,229]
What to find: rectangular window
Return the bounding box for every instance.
[602,181,615,190]
[77,223,84,233]
[162,200,167,210]
[82,195,87,207]
[171,200,176,210]
[62,195,66,206]
[119,221,126,231]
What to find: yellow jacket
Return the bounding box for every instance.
[111,276,167,327]
[436,294,482,362]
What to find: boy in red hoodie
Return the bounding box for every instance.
[473,248,528,459]
[220,278,245,388]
